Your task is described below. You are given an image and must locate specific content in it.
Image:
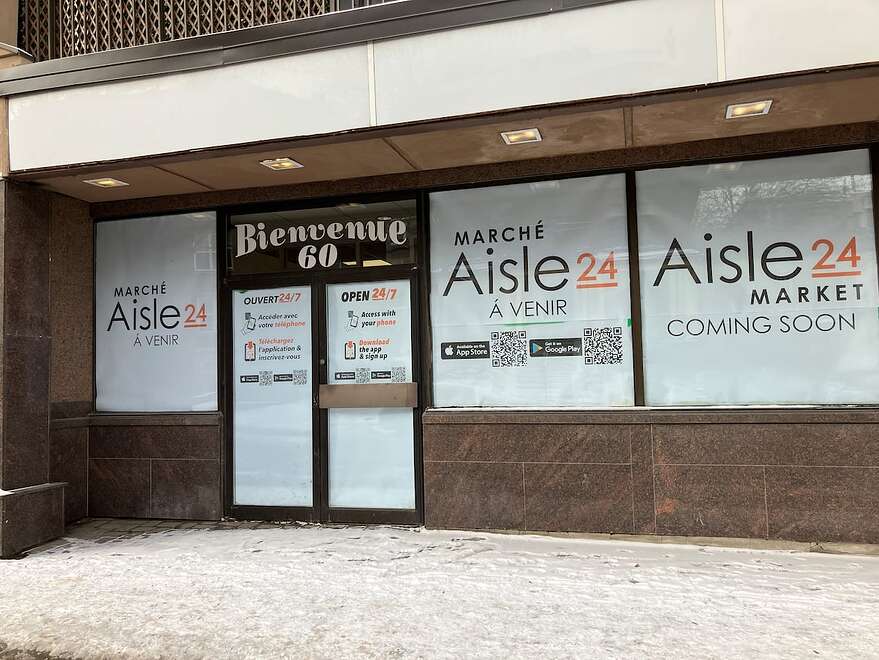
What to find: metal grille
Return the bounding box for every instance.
[18,0,359,62]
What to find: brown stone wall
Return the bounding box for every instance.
[0,180,67,556]
[423,410,879,544]
[48,414,224,522]
[44,194,224,523]
[47,190,92,523]
[49,191,93,418]
[86,416,223,520]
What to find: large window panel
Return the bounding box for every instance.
[637,149,879,405]
[430,175,634,407]
[95,213,218,412]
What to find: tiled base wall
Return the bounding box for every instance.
[0,484,66,557]
[49,414,224,523]
[423,410,879,544]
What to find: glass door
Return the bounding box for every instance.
[231,285,316,513]
[322,278,419,521]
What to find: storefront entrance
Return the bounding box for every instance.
[226,206,423,524]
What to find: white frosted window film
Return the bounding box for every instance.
[95,213,218,412]
[429,175,634,407]
[232,286,313,506]
[328,408,416,510]
[637,150,879,405]
[325,280,415,510]
[326,280,412,384]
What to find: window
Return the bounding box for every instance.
[229,200,417,274]
[429,175,634,407]
[95,213,218,412]
[637,149,879,405]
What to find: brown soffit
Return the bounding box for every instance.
[88,122,879,220]
[10,60,879,183]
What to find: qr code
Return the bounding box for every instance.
[583,326,624,365]
[293,369,308,386]
[391,367,407,383]
[355,368,370,384]
[490,330,527,368]
[259,370,273,386]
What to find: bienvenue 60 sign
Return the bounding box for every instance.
[235,217,408,269]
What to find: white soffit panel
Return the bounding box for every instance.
[9,44,371,171]
[723,0,879,80]
[373,0,718,125]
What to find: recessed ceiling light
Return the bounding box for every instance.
[529,180,561,192]
[725,100,773,119]
[500,128,542,145]
[259,157,304,171]
[84,177,129,188]
[707,161,743,174]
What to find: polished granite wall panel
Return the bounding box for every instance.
[653,464,768,538]
[4,184,50,338]
[49,425,88,522]
[0,182,69,555]
[423,411,879,543]
[424,461,524,530]
[88,457,151,518]
[630,431,656,534]
[86,418,223,520]
[151,459,222,520]
[766,466,879,544]
[424,419,645,534]
[89,425,221,460]
[654,423,879,466]
[48,193,92,414]
[423,423,635,463]
[0,485,65,557]
[524,463,633,533]
[1,183,52,492]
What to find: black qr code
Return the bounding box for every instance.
[355,368,370,384]
[490,330,527,368]
[583,326,624,365]
[293,370,308,386]
[391,367,407,383]
[259,371,273,386]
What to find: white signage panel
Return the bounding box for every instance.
[233,286,313,507]
[326,280,413,385]
[95,213,218,412]
[637,149,879,405]
[429,175,634,407]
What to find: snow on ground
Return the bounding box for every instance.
[1,524,878,660]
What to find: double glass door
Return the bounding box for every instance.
[230,275,419,523]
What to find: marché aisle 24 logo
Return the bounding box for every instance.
[106,282,209,348]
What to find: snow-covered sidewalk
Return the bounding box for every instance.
[1,522,878,660]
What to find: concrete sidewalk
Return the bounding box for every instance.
[2,520,878,659]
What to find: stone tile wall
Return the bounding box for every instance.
[423,410,879,544]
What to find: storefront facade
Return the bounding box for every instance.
[1,0,879,556]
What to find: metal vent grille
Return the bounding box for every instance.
[17,0,377,62]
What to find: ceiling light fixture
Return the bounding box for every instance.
[707,161,743,174]
[500,128,542,145]
[725,99,773,119]
[84,177,129,188]
[259,157,304,171]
